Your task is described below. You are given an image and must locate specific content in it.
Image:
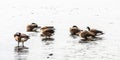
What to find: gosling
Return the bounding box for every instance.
[87,26,104,36]
[70,25,81,35]
[26,23,40,32]
[77,30,95,40]
[40,26,55,39]
[14,32,30,47]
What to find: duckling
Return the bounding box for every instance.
[87,26,104,36]
[14,32,30,47]
[78,30,95,40]
[26,23,40,32]
[70,25,81,35]
[41,26,55,39]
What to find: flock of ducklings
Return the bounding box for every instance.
[70,26,104,40]
[14,23,104,47]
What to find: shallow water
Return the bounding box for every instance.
[0,19,120,60]
[0,0,120,60]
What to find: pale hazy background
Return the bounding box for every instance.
[0,0,120,60]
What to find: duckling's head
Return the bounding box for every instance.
[15,32,21,36]
[31,23,37,25]
[87,26,90,31]
[31,23,38,27]
[73,25,78,28]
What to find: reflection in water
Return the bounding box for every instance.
[70,35,78,39]
[94,37,103,41]
[42,38,54,45]
[14,46,29,60]
[42,38,54,41]
[79,37,103,43]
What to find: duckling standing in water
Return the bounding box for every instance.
[26,23,40,32]
[40,26,55,39]
[87,26,104,36]
[70,25,81,35]
[14,32,30,47]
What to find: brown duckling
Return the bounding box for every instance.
[77,30,95,40]
[87,26,104,36]
[14,32,30,47]
[40,26,55,38]
[70,25,81,35]
[26,23,40,32]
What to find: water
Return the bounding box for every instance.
[0,19,120,60]
[0,0,120,60]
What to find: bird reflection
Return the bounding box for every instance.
[14,46,29,60]
[79,37,103,43]
[41,38,54,45]
[42,38,54,41]
[70,34,78,39]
